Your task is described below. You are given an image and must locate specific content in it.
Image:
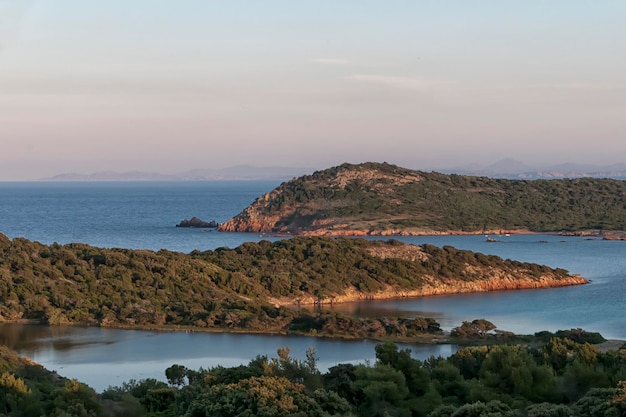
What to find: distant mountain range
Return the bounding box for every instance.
[443,159,626,180]
[42,166,314,181]
[41,160,626,181]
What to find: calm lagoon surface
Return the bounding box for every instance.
[0,323,457,392]
[0,181,624,391]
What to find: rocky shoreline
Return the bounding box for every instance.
[219,222,626,239]
[270,273,589,307]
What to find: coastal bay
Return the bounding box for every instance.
[1,180,625,392]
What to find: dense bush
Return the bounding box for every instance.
[237,162,626,233]
[3,331,625,416]
[0,234,571,336]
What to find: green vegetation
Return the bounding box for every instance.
[0,345,102,416]
[0,233,574,339]
[3,334,625,416]
[222,162,626,233]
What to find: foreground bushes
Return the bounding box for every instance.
[2,333,625,416]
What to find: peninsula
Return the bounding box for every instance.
[218,162,626,236]
[0,233,586,337]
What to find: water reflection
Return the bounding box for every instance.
[0,323,457,392]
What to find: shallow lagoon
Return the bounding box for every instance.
[0,324,458,392]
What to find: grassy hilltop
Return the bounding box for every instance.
[218,162,626,235]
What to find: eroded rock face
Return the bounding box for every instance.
[217,192,284,233]
[273,271,589,306]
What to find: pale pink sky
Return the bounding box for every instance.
[1,1,625,180]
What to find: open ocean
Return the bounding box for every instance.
[0,180,281,252]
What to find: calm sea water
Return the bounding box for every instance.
[0,181,280,252]
[0,181,624,391]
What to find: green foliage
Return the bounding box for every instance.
[554,329,607,345]
[0,345,104,416]
[165,364,187,387]
[288,310,441,340]
[183,375,353,417]
[476,345,558,404]
[2,337,626,416]
[451,320,497,339]
[0,234,569,340]
[229,162,626,233]
[351,364,411,417]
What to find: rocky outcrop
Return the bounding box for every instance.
[274,272,588,306]
[176,217,218,228]
[217,191,284,233]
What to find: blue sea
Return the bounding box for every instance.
[0,181,280,252]
[0,180,624,390]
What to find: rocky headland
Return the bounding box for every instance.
[218,162,626,236]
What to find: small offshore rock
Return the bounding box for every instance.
[176,217,218,228]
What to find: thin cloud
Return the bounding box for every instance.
[310,58,351,65]
[346,74,441,92]
[311,59,396,69]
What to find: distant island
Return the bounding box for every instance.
[40,165,313,181]
[218,162,626,236]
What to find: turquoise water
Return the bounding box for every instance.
[0,181,624,390]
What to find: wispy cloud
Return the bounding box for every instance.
[310,59,397,69]
[345,74,441,92]
[310,58,351,65]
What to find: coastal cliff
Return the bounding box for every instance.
[218,162,626,236]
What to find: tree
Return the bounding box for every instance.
[166,364,188,387]
[351,364,411,417]
[451,320,496,339]
[184,375,351,417]
[477,345,557,403]
[47,379,102,417]
[375,342,433,397]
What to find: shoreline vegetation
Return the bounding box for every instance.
[218,162,626,237]
[1,327,625,417]
[0,233,587,343]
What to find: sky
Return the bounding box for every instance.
[1,0,625,180]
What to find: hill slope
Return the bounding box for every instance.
[0,344,101,416]
[218,162,626,235]
[0,234,585,332]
